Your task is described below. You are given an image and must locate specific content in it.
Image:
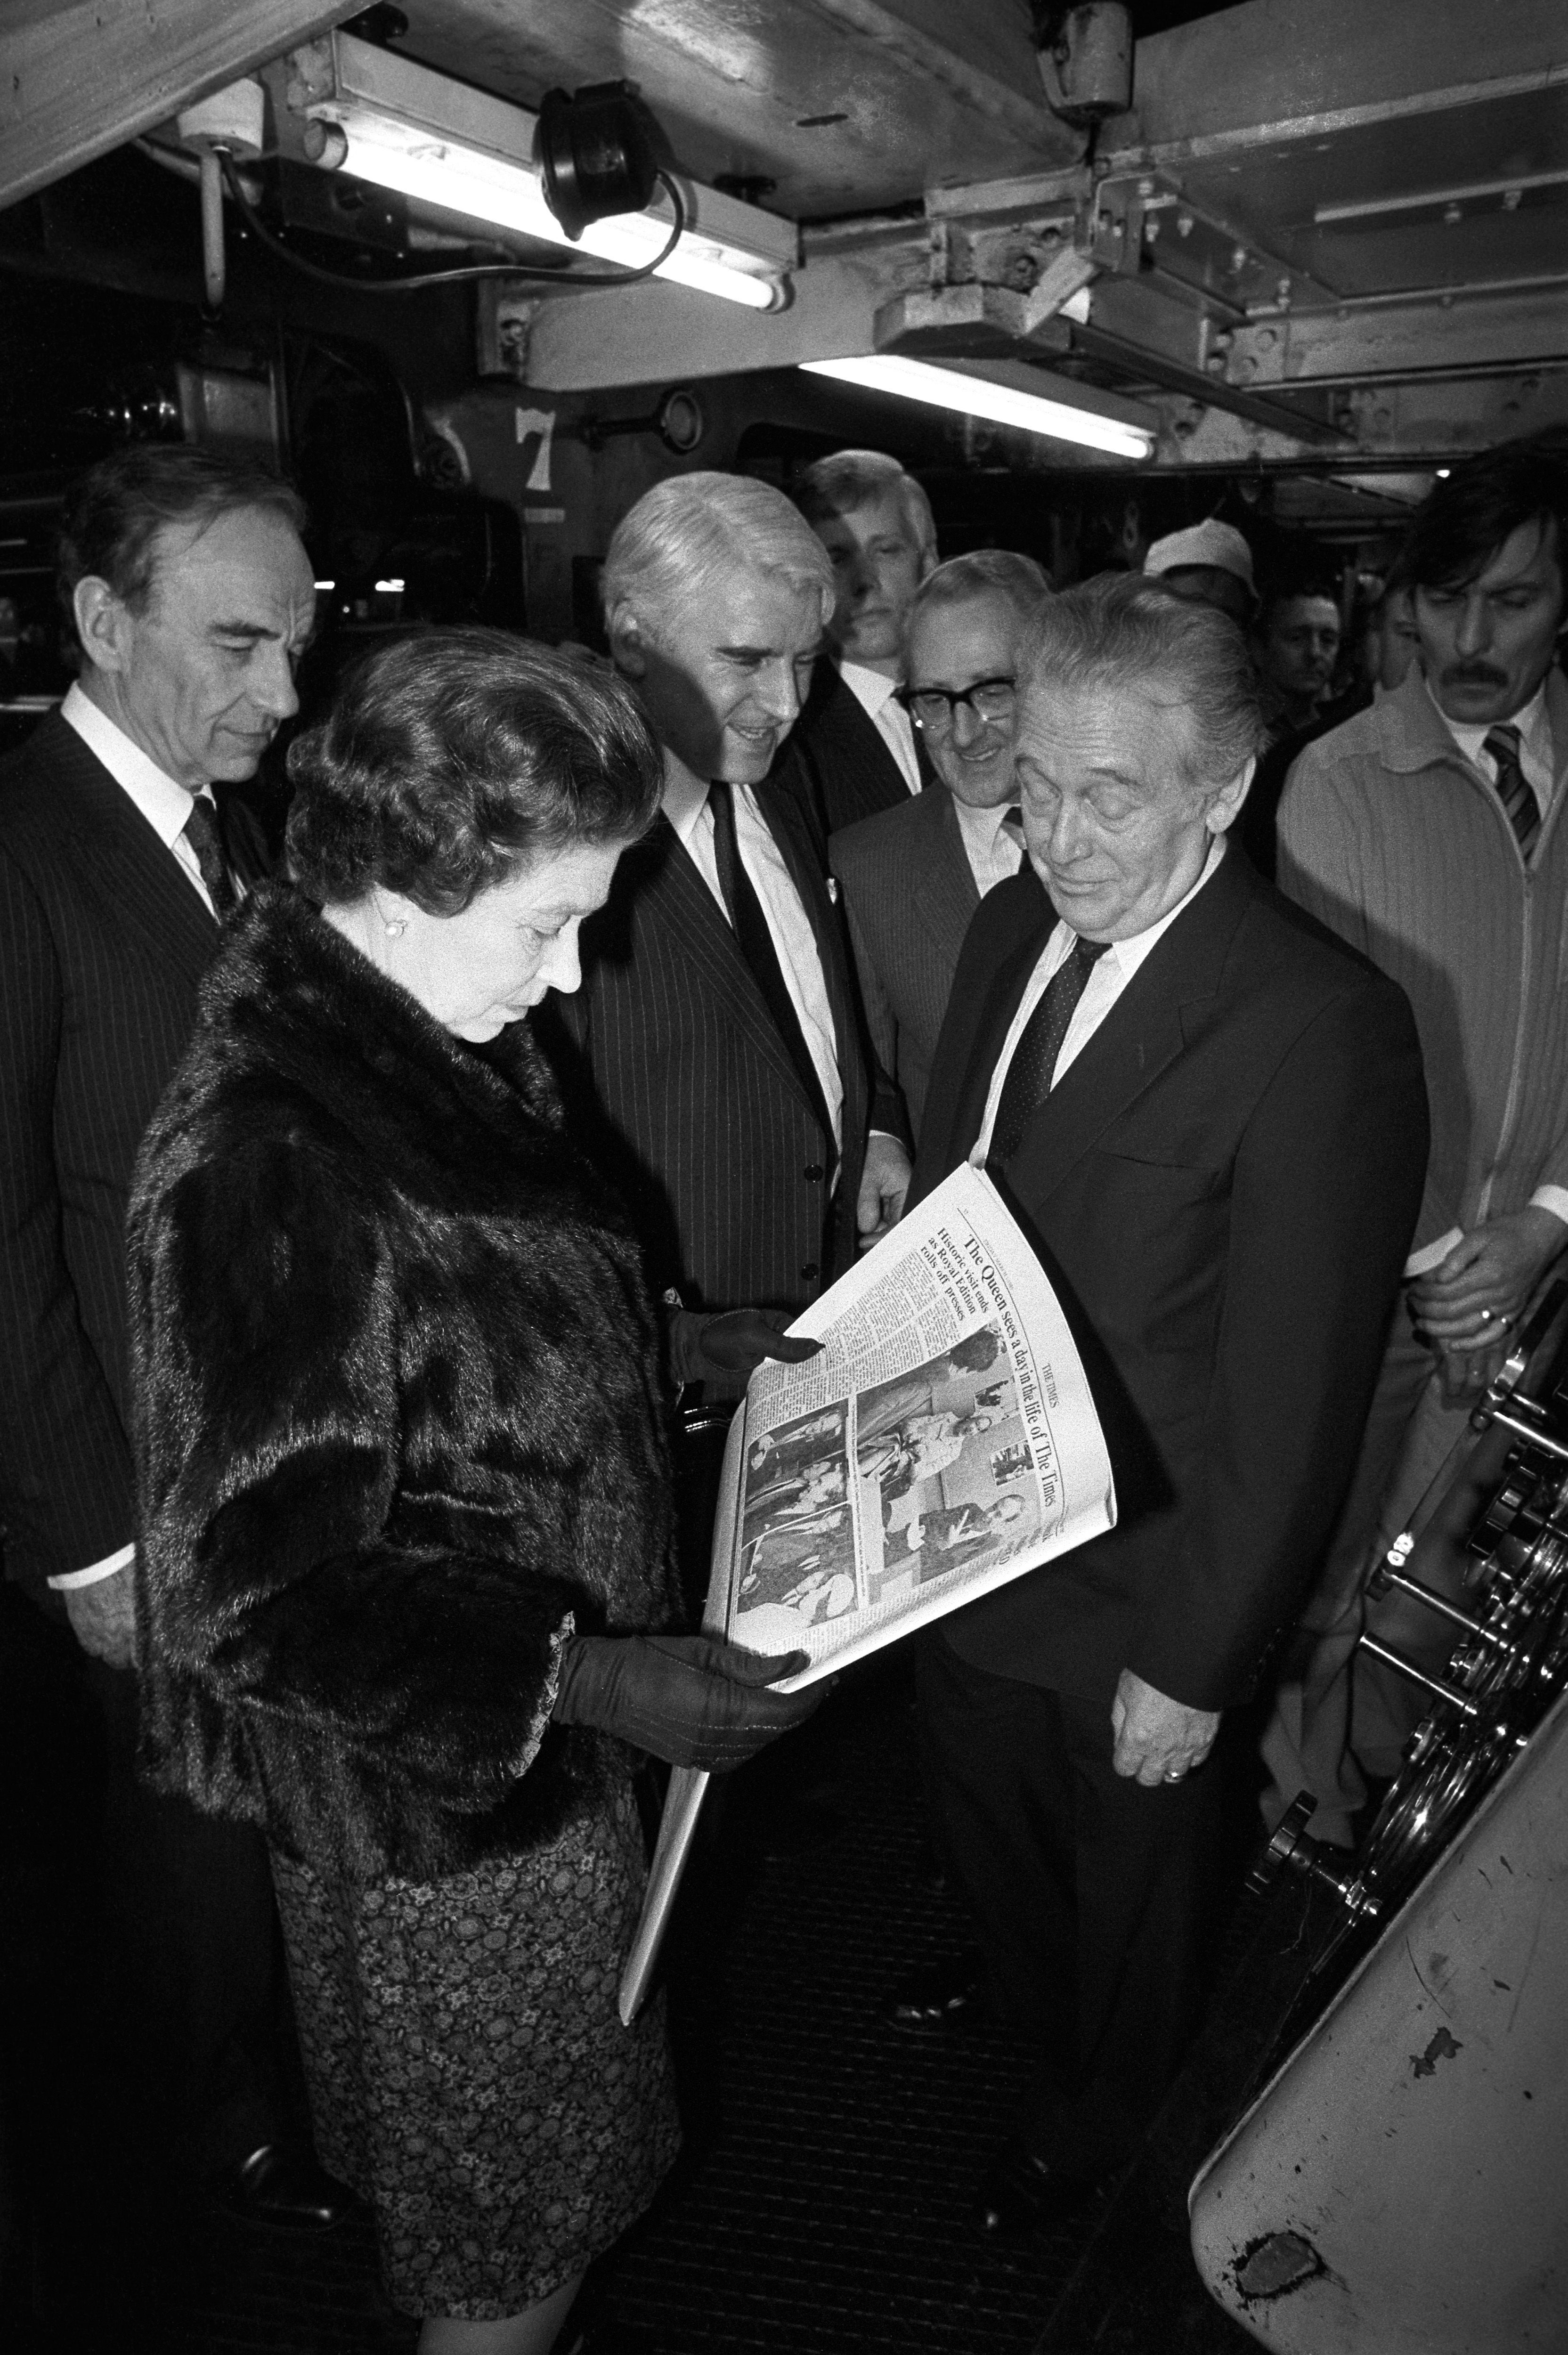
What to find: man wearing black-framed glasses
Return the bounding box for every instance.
[831,550,1052,1139]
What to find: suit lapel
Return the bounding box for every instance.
[913,790,981,967]
[43,720,217,991]
[640,813,828,1124]
[1005,849,1256,1210]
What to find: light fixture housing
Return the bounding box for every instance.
[799,353,1155,461]
[290,33,793,310]
[535,82,659,241]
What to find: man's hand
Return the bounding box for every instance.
[1110,1668,1220,1787]
[1433,1334,1511,1408]
[857,1131,912,1248]
[695,1308,824,1379]
[1408,1207,1568,1349]
[64,1563,138,1670]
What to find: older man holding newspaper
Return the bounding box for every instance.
[903,574,1428,2238]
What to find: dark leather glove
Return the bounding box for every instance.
[550,1632,826,1772]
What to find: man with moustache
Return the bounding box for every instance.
[906,575,1425,2234]
[1262,438,1568,1843]
[831,551,1052,1141]
[0,445,341,2263]
[780,449,939,851]
[538,472,910,1466]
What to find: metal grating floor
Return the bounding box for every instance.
[8,1650,1284,2354]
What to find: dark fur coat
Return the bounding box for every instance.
[128,883,677,1884]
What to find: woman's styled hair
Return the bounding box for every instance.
[56,443,307,646]
[1021,572,1261,785]
[601,471,834,637]
[793,448,939,563]
[286,628,664,915]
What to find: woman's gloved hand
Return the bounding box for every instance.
[550,1632,826,1772]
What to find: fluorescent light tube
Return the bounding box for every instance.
[309,88,782,309]
[799,355,1154,460]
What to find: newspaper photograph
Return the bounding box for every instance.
[619,1161,1116,2024]
[718,1161,1116,1687]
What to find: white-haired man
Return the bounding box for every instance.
[831,550,1053,1141]
[780,449,940,850]
[538,473,911,1529]
[907,574,1426,2238]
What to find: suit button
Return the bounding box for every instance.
[804,1163,824,1182]
[800,1261,820,1282]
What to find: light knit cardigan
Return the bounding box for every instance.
[1276,663,1568,1254]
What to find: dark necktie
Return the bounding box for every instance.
[1482,725,1541,860]
[181,794,236,916]
[989,934,1112,1164]
[707,781,835,1153]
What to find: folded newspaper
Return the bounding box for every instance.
[617,1161,1115,2023]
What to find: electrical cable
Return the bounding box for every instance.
[218,152,687,296]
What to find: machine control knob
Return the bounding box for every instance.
[1245,1792,1320,1899]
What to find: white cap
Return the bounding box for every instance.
[1143,520,1256,595]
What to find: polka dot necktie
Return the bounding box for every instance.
[181,794,236,916]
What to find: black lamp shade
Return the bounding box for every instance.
[535,83,660,241]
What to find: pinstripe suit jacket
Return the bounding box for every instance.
[830,784,980,1145]
[0,713,266,1590]
[540,778,896,1387]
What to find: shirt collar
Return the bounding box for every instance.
[952,794,1017,850]
[660,750,714,849]
[1047,831,1227,983]
[1424,672,1551,767]
[837,658,902,721]
[61,680,203,846]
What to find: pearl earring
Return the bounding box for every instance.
[384,918,406,938]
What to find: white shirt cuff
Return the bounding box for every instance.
[1527,1187,1568,1230]
[48,1541,135,1591]
[1404,1226,1464,1280]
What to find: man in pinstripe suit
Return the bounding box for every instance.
[540,473,911,1437]
[0,446,341,2242]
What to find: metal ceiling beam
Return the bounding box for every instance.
[1229,283,1568,388]
[799,0,1074,158]
[1108,0,1568,166]
[0,0,356,213]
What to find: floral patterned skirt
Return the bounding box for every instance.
[269,1780,681,2320]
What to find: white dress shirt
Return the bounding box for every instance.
[838,658,922,796]
[972,836,1227,1163]
[1428,675,1554,812]
[662,760,844,1152]
[953,795,1025,897]
[1406,677,1566,1274]
[48,687,218,1591]
[61,681,219,916]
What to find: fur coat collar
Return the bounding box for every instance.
[130,883,677,1883]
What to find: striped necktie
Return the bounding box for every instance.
[989,934,1112,1163]
[1482,726,1540,860]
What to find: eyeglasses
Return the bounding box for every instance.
[897,675,1017,732]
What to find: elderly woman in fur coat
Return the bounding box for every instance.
[126,629,818,2355]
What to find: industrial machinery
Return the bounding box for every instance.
[1190,1296,1568,2349]
[1251,1290,1568,1978]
